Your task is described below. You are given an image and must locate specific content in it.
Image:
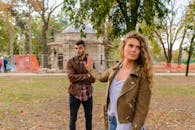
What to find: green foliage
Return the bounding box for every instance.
[181,59,195,64]
[139,21,162,61]
[109,38,120,61]
[63,0,169,39]
[184,0,195,56]
[13,14,67,55]
[48,14,69,39]
[0,19,9,54]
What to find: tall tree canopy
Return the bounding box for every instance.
[63,0,169,39]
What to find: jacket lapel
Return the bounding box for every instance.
[109,63,120,82]
[119,63,141,97]
[105,62,121,106]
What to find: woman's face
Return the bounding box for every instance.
[123,38,141,61]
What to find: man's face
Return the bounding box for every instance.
[75,44,85,57]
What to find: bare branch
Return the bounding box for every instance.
[154,30,168,60]
[47,2,63,24]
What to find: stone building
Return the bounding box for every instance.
[47,24,106,72]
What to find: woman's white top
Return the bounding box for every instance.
[108,72,131,130]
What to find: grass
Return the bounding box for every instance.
[0,76,194,106]
[0,76,194,129]
[0,76,194,104]
[154,85,195,96]
[0,77,67,103]
[0,76,108,112]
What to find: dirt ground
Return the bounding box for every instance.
[0,76,194,130]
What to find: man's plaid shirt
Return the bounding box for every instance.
[75,84,93,101]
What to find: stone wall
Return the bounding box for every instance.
[54,33,102,43]
[48,32,106,72]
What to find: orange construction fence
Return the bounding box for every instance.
[14,55,40,72]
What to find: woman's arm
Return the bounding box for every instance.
[88,68,111,82]
[84,55,110,82]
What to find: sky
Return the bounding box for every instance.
[49,0,64,14]
[168,0,192,50]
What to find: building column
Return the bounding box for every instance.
[63,43,70,72]
[51,47,58,70]
[51,47,55,69]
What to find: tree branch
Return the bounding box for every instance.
[154,30,168,61]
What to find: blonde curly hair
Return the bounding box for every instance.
[119,31,153,88]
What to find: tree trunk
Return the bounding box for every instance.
[177,44,182,72]
[9,22,14,63]
[117,0,138,32]
[166,47,173,72]
[177,28,187,68]
[128,0,140,31]
[177,44,183,68]
[29,14,32,54]
[185,54,191,76]
[42,24,48,68]
[22,37,25,54]
[185,34,195,76]
[25,33,29,54]
[101,23,111,68]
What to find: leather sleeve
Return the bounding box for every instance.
[66,59,89,83]
[85,75,95,83]
[88,68,111,82]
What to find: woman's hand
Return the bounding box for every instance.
[84,55,94,71]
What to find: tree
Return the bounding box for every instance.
[28,0,63,68]
[63,0,169,65]
[177,24,187,67]
[184,0,195,76]
[0,17,9,54]
[152,0,190,71]
[13,0,42,55]
[64,0,169,38]
[0,0,17,62]
[185,34,195,76]
[139,21,162,63]
[177,0,194,67]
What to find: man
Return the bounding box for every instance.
[0,57,2,72]
[66,40,95,130]
[3,57,8,72]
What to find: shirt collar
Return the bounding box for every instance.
[112,61,141,77]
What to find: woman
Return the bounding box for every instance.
[85,31,153,130]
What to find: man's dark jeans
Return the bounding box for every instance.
[69,94,93,130]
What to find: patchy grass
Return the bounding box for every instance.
[154,85,195,96]
[0,76,106,104]
[0,75,194,130]
[0,77,67,103]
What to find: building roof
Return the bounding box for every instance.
[47,42,65,46]
[62,24,96,34]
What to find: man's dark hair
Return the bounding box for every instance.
[76,40,85,47]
